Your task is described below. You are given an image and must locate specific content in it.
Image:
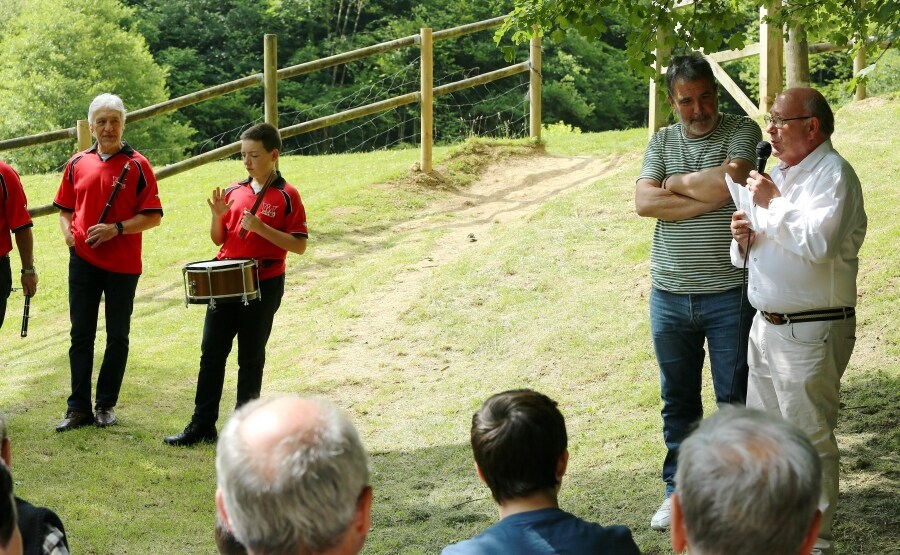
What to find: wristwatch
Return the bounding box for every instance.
[21,267,36,275]
[115,222,124,235]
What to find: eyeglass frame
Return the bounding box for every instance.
[763,114,814,129]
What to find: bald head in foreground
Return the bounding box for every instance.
[216,396,372,555]
[672,406,822,555]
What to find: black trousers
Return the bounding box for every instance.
[191,274,285,427]
[67,249,140,412]
[0,255,10,329]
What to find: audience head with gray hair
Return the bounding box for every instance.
[671,406,822,555]
[215,395,372,555]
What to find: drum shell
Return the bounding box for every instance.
[183,259,259,304]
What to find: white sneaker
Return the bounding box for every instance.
[650,497,672,530]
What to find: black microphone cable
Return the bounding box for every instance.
[728,141,771,403]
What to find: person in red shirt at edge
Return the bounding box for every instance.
[165,123,308,447]
[0,160,37,330]
[53,93,163,432]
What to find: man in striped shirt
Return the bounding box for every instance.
[634,53,762,531]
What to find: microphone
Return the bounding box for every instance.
[756,141,772,174]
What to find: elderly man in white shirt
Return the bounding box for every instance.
[730,87,867,555]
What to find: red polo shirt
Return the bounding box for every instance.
[53,143,163,274]
[216,173,307,281]
[0,161,33,257]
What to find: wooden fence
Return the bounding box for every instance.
[0,16,542,218]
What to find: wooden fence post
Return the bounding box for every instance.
[529,30,541,140]
[648,27,671,137]
[759,1,783,112]
[76,120,91,151]
[264,34,278,130]
[420,28,433,173]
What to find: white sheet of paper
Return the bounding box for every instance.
[726,174,758,230]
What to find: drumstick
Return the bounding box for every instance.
[20,295,30,338]
[238,171,277,240]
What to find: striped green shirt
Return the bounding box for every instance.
[639,113,762,293]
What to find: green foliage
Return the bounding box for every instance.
[866,49,900,99]
[541,29,645,131]
[0,0,193,173]
[498,0,898,82]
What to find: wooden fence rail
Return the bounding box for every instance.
[3,15,540,218]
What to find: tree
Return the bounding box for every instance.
[496,0,898,83]
[0,0,193,173]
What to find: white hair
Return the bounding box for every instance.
[88,93,126,124]
[216,396,369,555]
[676,406,821,555]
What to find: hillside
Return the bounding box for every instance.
[1,97,897,554]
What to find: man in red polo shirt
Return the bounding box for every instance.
[165,122,307,447]
[0,160,37,330]
[52,93,163,432]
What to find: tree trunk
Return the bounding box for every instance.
[785,23,810,88]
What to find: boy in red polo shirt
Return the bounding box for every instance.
[165,123,308,447]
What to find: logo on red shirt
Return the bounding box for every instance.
[260,203,277,218]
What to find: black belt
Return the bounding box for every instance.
[761,307,855,325]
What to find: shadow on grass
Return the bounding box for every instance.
[833,369,900,554]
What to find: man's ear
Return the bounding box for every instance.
[475,463,487,485]
[799,510,822,555]
[556,449,569,481]
[670,494,687,554]
[354,486,373,535]
[215,489,233,532]
[807,116,821,138]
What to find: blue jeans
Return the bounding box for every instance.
[191,274,285,426]
[650,286,753,496]
[67,248,140,412]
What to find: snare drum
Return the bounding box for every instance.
[183,259,260,307]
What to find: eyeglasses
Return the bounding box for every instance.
[763,114,813,129]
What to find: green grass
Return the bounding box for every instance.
[2,97,898,554]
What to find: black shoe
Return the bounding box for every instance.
[95,407,118,427]
[55,411,94,432]
[164,421,217,447]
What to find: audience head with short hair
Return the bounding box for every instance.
[471,389,568,504]
[0,462,21,555]
[240,123,282,153]
[216,395,371,555]
[672,406,822,555]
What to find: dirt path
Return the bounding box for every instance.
[314,153,631,380]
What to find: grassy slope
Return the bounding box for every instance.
[1,97,897,554]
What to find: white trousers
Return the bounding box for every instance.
[747,312,857,555]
